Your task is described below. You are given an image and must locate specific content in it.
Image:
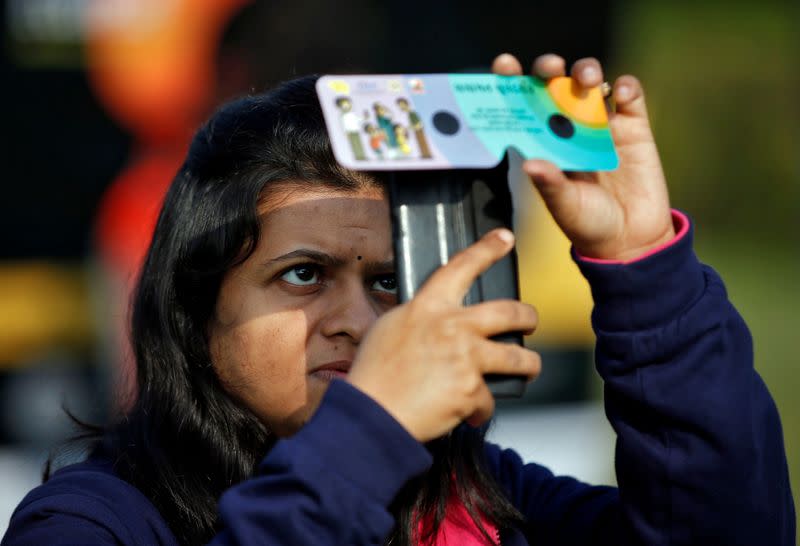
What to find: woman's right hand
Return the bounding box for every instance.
[346,229,541,443]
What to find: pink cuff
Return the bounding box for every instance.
[576,210,690,265]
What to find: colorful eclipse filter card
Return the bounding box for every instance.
[316,74,618,172]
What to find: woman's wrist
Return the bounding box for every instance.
[575,210,689,265]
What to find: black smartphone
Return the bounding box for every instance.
[386,156,526,398]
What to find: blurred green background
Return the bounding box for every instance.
[616,1,799,536]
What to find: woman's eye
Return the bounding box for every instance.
[372,275,397,295]
[280,265,320,286]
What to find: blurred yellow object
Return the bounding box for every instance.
[0,263,94,367]
[517,191,595,347]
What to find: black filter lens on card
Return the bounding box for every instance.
[432,110,461,135]
[548,113,575,139]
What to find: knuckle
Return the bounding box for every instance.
[445,250,475,275]
[461,370,483,396]
[454,346,473,374]
[510,302,527,325]
[502,345,520,369]
[438,315,461,341]
[451,400,471,421]
[409,295,438,317]
[500,300,536,329]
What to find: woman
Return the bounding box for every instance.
[3,53,794,545]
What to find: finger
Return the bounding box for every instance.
[491,53,523,75]
[418,229,514,304]
[532,53,566,80]
[457,300,539,337]
[477,341,542,378]
[569,57,604,89]
[612,75,648,118]
[465,381,495,428]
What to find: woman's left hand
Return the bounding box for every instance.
[492,53,675,262]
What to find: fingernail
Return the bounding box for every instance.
[496,229,514,244]
[582,66,599,81]
[616,85,631,101]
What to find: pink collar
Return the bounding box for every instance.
[417,493,499,546]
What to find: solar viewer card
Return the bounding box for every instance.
[316,74,618,172]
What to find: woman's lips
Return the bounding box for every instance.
[310,361,352,382]
[310,369,349,382]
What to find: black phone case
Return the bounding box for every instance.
[387,157,526,398]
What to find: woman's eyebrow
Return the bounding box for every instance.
[262,249,344,269]
[362,259,396,275]
[261,249,395,273]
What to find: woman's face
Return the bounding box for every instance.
[209,183,395,437]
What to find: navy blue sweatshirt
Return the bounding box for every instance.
[2,218,795,545]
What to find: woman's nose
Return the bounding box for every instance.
[319,283,380,343]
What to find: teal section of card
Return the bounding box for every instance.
[448,74,617,170]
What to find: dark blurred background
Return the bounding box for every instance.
[1,0,797,538]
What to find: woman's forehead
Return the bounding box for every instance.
[257,179,384,211]
[255,183,391,255]
[257,183,386,218]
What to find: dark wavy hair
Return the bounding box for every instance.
[80,76,522,545]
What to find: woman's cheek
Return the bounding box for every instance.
[214,313,315,431]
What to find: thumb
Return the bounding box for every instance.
[522,159,578,218]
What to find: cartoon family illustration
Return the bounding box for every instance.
[334,96,432,161]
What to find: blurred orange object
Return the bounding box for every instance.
[86,0,250,404]
[94,150,184,277]
[85,0,248,145]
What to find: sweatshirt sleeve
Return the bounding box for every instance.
[209,379,432,546]
[1,498,131,546]
[3,381,431,546]
[1,465,179,546]
[580,212,794,544]
[490,212,795,545]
